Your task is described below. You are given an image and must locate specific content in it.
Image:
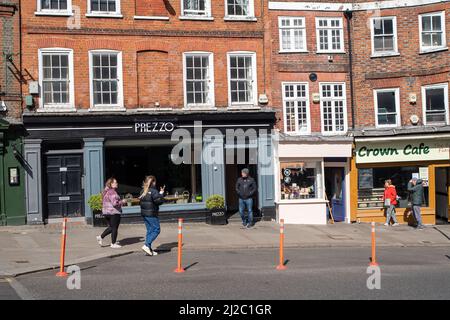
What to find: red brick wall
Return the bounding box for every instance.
[21,0,266,110]
[137,50,169,107]
[351,3,450,128]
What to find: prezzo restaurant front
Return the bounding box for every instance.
[352,133,450,224]
[22,111,276,225]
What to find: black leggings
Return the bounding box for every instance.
[101,215,121,244]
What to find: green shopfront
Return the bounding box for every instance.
[0,119,26,225]
[351,133,450,225]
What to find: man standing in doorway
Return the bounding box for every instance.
[408,178,425,230]
[236,168,257,229]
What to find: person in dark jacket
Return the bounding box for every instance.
[235,168,257,228]
[408,178,425,229]
[139,175,165,256]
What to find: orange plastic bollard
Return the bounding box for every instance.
[276,219,287,270]
[56,218,69,277]
[174,218,185,273]
[370,221,379,266]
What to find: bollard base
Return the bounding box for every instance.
[174,268,185,273]
[56,271,69,277]
[276,265,287,270]
[369,262,379,267]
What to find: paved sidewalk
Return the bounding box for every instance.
[1,220,450,277]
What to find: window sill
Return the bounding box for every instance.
[183,106,217,111]
[179,16,214,21]
[316,51,346,54]
[134,15,169,21]
[375,124,400,129]
[85,13,123,18]
[34,11,73,17]
[279,50,309,54]
[88,107,126,112]
[228,105,261,110]
[137,107,173,112]
[36,107,77,113]
[371,52,400,58]
[284,131,312,136]
[420,47,448,55]
[224,16,257,22]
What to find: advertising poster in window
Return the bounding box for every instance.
[358,168,373,189]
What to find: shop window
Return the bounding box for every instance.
[105,145,203,204]
[278,17,307,53]
[184,52,214,108]
[358,166,429,210]
[282,82,310,134]
[422,83,449,125]
[371,17,398,56]
[419,11,446,53]
[280,161,322,200]
[316,17,344,53]
[320,83,347,134]
[227,52,257,107]
[374,88,400,127]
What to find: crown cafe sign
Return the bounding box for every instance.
[355,137,450,164]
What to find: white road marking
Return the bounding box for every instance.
[6,277,36,300]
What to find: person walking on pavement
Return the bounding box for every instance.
[140,175,165,256]
[97,178,126,248]
[236,168,257,229]
[408,178,425,230]
[383,179,399,227]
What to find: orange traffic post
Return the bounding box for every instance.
[174,218,185,273]
[276,219,287,270]
[370,221,379,266]
[56,218,69,277]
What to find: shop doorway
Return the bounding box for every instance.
[325,167,346,222]
[45,154,84,218]
[225,147,258,215]
[435,167,449,223]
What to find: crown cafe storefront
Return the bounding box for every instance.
[351,133,450,225]
[22,111,276,225]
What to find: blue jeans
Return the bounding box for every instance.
[385,205,398,224]
[239,198,253,226]
[143,216,160,248]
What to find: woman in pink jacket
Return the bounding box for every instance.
[96,178,126,248]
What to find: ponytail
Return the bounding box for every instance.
[139,175,156,199]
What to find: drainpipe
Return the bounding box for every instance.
[344,9,355,131]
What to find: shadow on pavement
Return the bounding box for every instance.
[119,237,144,246]
[155,242,178,254]
[184,262,199,271]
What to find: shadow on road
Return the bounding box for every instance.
[184,262,199,271]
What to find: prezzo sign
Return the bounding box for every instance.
[135,122,175,133]
[356,139,450,164]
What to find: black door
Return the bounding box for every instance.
[46,154,84,218]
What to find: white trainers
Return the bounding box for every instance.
[151,249,158,256]
[110,243,122,249]
[392,223,400,227]
[384,223,389,226]
[96,236,103,246]
[142,245,153,256]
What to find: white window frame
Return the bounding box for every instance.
[278,16,308,53]
[86,0,122,17]
[421,83,449,125]
[419,11,447,53]
[319,82,348,135]
[282,82,311,135]
[224,0,255,19]
[38,48,75,112]
[36,0,73,16]
[180,0,212,19]
[315,17,345,53]
[373,88,401,128]
[88,50,124,111]
[183,52,215,109]
[227,51,258,108]
[370,16,399,57]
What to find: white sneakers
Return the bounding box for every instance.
[110,243,122,249]
[392,223,400,227]
[96,236,103,246]
[142,245,158,256]
[384,223,389,226]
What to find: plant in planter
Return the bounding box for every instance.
[205,194,227,225]
[88,193,104,227]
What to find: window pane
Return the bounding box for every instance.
[422,16,431,31]
[280,162,320,200]
[377,91,396,113]
[425,87,446,123]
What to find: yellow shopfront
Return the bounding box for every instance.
[351,135,450,225]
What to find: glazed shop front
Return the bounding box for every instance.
[351,134,450,224]
[22,111,276,225]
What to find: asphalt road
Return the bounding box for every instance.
[3,246,450,300]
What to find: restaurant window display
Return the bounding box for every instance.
[358,166,429,209]
[280,161,322,200]
[105,145,203,205]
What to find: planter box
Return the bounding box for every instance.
[92,210,108,227]
[205,208,228,225]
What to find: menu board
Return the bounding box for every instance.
[358,168,374,189]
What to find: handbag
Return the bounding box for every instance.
[384,198,391,207]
